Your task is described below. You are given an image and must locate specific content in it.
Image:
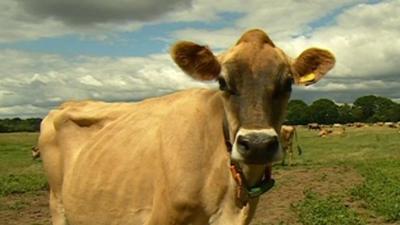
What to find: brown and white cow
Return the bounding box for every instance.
[39,29,335,225]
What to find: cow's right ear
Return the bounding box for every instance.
[170,41,221,81]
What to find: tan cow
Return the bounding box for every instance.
[39,29,335,225]
[280,125,301,166]
[318,128,333,137]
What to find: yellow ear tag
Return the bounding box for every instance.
[299,73,316,83]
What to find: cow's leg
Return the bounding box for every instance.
[49,190,67,225]
[288,142,293,166]
[281,147,287,166]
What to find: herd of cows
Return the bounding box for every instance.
[306,121,400,137]
[277,121,400,167]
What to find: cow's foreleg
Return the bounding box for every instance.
[49,190,67,225]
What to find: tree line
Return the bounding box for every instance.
[286,95,400,125]
[0,118,42,133]
[0,95,398,132]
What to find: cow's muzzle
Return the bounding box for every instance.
[231,128,280,164]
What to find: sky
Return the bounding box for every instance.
[0,0,399,118]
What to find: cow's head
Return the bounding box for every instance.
[171,29,335,165]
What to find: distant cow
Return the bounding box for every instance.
[31,146,40,159]
[280,125,301,166]
[308,123,321,130]
[333,123,343,128]
[38,29,335,225]
[318,129,333,137]
[354,122,365,128]
[334,126,346,136]
[385,122,397,128]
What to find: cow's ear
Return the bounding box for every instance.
[170,41,221,81]
[291,48,335,86]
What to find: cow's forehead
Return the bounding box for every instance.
[218,30,289,78]
[220,44,288,81]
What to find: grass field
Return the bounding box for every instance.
[0,126,399,225]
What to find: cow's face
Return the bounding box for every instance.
[171,29,335,165]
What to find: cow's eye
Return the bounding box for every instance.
[218,77,228,91]
[218,77,239,96]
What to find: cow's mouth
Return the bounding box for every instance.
[230,162,275,200]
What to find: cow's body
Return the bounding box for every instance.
[280,125,298,166]
[39,89,259,225]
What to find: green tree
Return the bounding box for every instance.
[338,104,354,123]
[353,95,378,121]
[308,99,339,124]
[286,99,309,125]
[354,95,399,122]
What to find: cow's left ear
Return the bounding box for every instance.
[170,41,221,81]
[291,48,335,86]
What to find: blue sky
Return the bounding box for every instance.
[0,0,399,117]
[0,12,242,57]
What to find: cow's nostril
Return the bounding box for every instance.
[237,135,251,151]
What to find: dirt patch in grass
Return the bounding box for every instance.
[0,191,50,225]
[252,166,363,225]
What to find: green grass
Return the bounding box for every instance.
[295,191,365,225]
[295,126,400,166]
[351,160,400,222]
[290,126,400,224]
[0,133,47,197]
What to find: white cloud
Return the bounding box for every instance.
[171,28,240,49]
[0,49,214,118]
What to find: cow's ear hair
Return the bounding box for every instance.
[170,41,221,81]
[291,48,335,86]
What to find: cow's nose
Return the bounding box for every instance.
[237,134,279,155]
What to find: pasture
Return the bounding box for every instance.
[0,126,399,225]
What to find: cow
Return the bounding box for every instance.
[39,29,335,225]
[308,123,321,130]
[385,122,397,128]
[280,125,301,166]
[333,123,343,128]
[318,128,333,137]
[354,122,365,128]
[31,146,40,159]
